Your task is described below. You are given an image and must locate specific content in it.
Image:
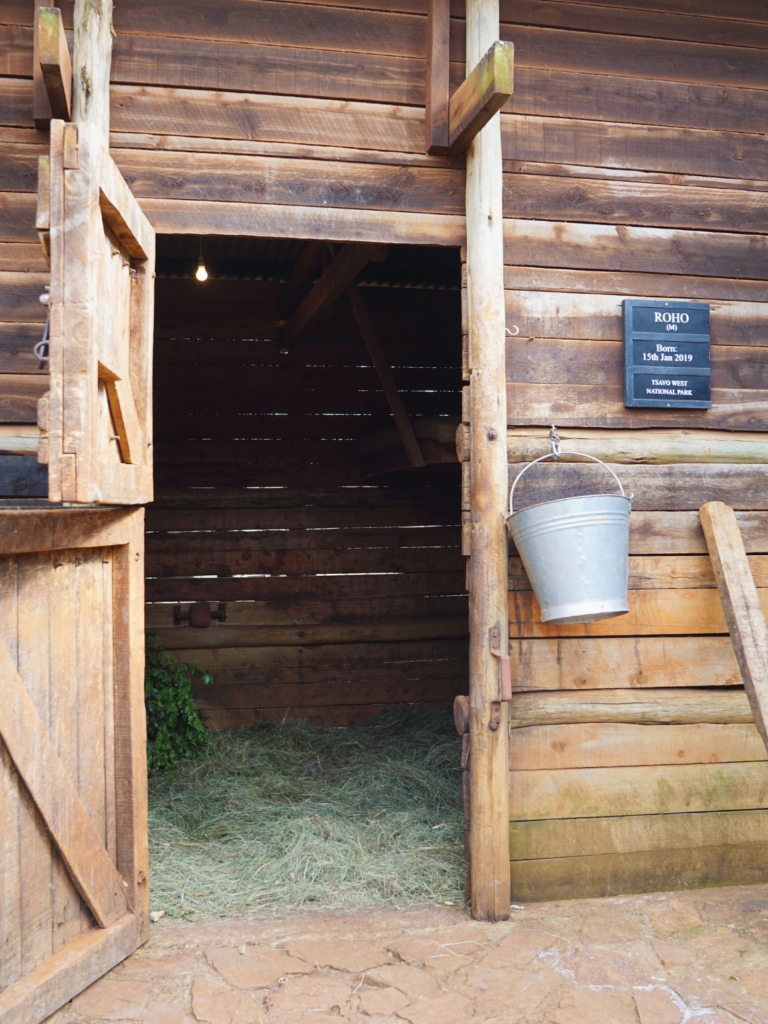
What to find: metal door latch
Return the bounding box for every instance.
[489,624,512,731]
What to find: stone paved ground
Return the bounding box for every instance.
[47,884,768,1024]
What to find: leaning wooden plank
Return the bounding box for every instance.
[286,240,325,306]
[280,242,384,352]
[0,912,139,1024]
[510,808,768,862]
[447,41,513,156]
[509,723,767,772]
[103,377,144,466]
[509,841,768,903]
[38,7,72,122]
[509,761,768,821]
[346,282,425,468]
[0,636,128,927]
[507,688,753,731]
[456,426,768,465]
[509,636,741,692]
[701,500,768,755]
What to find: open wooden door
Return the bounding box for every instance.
[0,507,148,1024]
[0,118,154,1022]
[37,119,154,504]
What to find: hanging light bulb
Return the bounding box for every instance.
[196,237,208,281]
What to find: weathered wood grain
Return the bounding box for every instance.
[509,588,768,638]
[507,688,753,731]
[509,636,742,691]
[509,760,768,820]
[194,676,464,711]
[509,723,767,772]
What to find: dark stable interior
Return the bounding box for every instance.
[145,235,468,728]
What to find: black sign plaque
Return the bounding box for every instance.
[623,299,711,409]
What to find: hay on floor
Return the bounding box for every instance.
[148,707,465,917]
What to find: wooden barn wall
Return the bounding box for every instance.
[144,278,466,727]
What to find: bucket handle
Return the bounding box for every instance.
[508,451,627,517]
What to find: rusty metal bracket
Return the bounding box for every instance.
[488,624,512,730]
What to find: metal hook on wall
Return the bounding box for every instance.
[505,325,519,336]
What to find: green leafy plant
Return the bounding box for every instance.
[145,632,212,774]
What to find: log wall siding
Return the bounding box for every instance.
[145,278,466,728]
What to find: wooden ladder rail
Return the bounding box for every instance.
[700,500,768,754]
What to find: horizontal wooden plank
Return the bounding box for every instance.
[506,464,768,514]
[0,272,49,323]
[502,265,768,304]
[508,688,752,730]
[508,554,768,592]
[0,242,48,273]
[509,723,767,772]
[204,702,452,730]
[509,760,768,820]
[200,659,467,690]
[111,85,423,153]
[498,0,768,29]
[173,636,469,675]
[147,524,459,553]
[152,364,458,392]
[153,439,357,466]
[0,508,134,554]
[509,636,742,691]
[503,174,768,235]
[115,148,464,217]
[146,544,463,578]
[509,840,768,902]
[503,290,767,347]
[502,113,768,181]
[145,593,467,628]
[194,676,463,710]
[509,588,768,638]
[502,218,768,280]
[0,192,38,243]
[504,341,768,391]
[154,388,457,418]
[141,198,465,248]
[510,808,768,863]
[145,570,467,603]
[154,463,366,489]
[505,382,768,431]
[146,503,460,532]
[625,510,768,555]
[153,617,468,649]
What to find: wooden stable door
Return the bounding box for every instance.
[0,508,148,1024]
[37,120,155,504]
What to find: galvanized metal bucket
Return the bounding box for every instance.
[507,452,631,625]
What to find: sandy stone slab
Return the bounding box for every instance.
[424,953,475,974]
[580,912,644,945]
[395,992,474,1024]
[634,988,684,1024]
[267,974,352,1019]
[672,977,743,1010]
[692,927,754,959]
[489,925,559,966]
[71,978,153,1020]
[364,964,441,1001]
[284,939,388,972]
[359,986,411,1016]
[115,953,200,979]
[191,978,260,1024]
[642,898,703,937]
[740,968,768,1000]
[722,1004,768,1024]
[569,948,652,987]
[552,989,637,1024]
[389,929,484,965]
[142,999,196,1024]
[206,946,312,989]
[651,940,698,967]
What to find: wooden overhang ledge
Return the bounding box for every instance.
[425,0,514,156]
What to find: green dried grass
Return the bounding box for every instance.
[147,707,465,917]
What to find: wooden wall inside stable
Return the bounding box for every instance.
[145,276,467,727]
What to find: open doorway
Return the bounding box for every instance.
[145,235,467,729]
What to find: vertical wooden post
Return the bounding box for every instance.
[72,0,114,145]
[465,0,510,919]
